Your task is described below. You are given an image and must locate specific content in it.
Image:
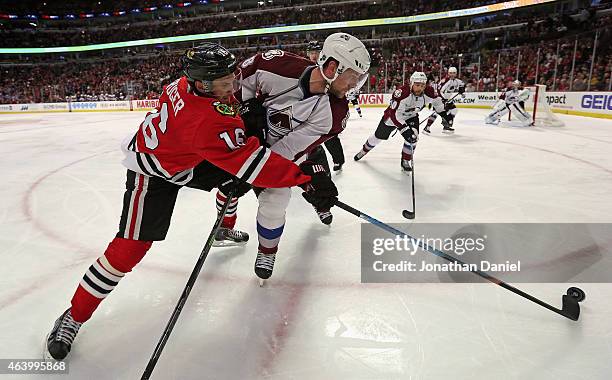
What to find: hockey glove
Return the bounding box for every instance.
[444,101,457,111]
[240,98,268,146]
[458,85,465,94]
[219,178,252,198]
[299,161,338,210]
[400,116,419,144]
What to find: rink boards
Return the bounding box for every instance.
[1,91,611,119]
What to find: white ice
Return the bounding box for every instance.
[1,107,612,379]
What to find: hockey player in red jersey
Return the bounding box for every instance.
[214,33,370,282]
[354,71,445,172]
[45,43,338,361]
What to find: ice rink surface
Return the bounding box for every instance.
[1,107,612,379]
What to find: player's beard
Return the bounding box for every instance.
[328,82,347,99]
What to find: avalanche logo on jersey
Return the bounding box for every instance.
[267,106,293,138]
[262,50,284,60]
[213,101,238,117]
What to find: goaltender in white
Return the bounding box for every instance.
[485,80,533,126]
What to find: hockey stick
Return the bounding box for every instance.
[335,200,585,321]
[141,186,237,380]
[402,143,416,220]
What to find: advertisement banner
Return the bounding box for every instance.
[131,99,160,110]
[546,91,612,118]
[1,92,610,118]
[93,101,131,111]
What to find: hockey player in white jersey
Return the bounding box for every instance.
[423,66,465,134]
[222,33,370,281]
[306,40,347,173]
[485,80,532,126]
[354,71,445,172]
[346,88,363,117]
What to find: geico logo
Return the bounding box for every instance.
[581,94,612,110]
[545,95,567,105]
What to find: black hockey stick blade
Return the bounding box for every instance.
[561,294,580,321]
[335,200,585,322]
[402,209,415,219]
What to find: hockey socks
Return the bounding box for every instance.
[70,237,152,323]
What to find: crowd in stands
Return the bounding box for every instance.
[1,1,610,103]
[373,13,611,93]
[2,0,520,48]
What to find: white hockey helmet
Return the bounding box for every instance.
[512,79,521,88]
[317,32,371,87]
[410,71,428,86]
[448,66,457,75]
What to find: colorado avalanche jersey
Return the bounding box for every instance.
[382,84,444,128]
[236,50,350,162]
[438,77,465,100]
[499,87,529,104]
[121,76,310,188]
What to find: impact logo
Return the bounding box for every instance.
[581,94,612,110]
[213,101,237,116]
[546,95,567,105]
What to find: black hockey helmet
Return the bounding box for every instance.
[306,40,322,52]
[181,43,237,83]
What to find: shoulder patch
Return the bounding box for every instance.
[213,101,238,117]
[393,89,402,98]
[262,50,284,60]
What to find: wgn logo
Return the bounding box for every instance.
[20,105,29,111]
[581,94,612,110]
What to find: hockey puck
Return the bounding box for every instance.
[402,210,415,219]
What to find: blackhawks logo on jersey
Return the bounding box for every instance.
[213,101,238,117]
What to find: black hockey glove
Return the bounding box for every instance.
[299,161,338,210]
[444,101,456,111]
[458,85,465,94]
[239,98,268,146]
[219,178,252,198]
[400,116,419,144]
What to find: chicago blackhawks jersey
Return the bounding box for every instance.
[438,77,465,100]
[236,50,350,162]
[382,84,444,128]
[121,76,310,188]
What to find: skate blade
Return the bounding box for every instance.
[212,240,248,248]
[258,278,266,287]
[442,130,455,134]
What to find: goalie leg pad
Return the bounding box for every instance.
[510,103,532,125]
